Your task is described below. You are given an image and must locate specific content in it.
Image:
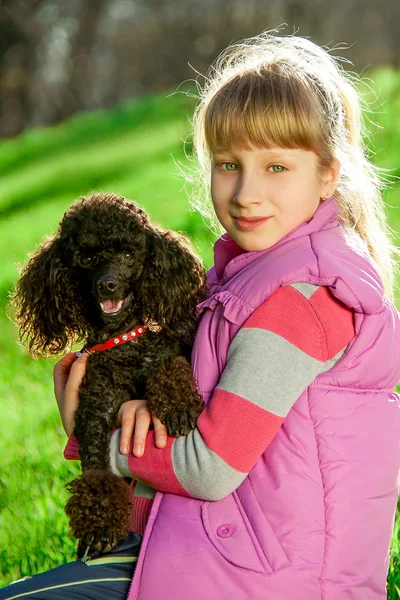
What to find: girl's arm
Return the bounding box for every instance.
[110,282,356,500]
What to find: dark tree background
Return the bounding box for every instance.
[1,0,399,138]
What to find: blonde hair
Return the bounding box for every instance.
[182,30,400,302]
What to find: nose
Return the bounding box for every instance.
[97,276,117,294]
[233,171,262,207]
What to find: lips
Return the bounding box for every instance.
[234,216,271,230]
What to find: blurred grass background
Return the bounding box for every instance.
[0,69,399,597]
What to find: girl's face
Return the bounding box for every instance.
[211,145,339,252]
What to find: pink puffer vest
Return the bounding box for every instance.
[127,197,400,600]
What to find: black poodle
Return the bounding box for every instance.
[11,192,206,558]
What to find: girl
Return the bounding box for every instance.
[2,29,400,600]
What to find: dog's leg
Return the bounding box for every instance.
[146,356,204,437]
[66,386,132,558]
[65,468,132,557]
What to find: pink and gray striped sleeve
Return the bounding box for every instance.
[108,282,355,500]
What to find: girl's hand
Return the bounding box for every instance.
[118,400,168,457]
[53,351,89,437]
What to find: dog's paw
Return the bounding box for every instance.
[163,408,200,437]
[66,469,132,558]
[77,528,121,558]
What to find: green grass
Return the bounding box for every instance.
[0,74,399,597]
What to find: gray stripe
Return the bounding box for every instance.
[172,428,246,501]
[133,481,157,499]
[110,429,130,477]
[289,281,320,299]
[223,328,327,417]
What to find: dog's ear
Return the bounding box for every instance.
[9,236,83,357]
[138,229,206,343]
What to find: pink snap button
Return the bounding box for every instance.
[217,524,234,538]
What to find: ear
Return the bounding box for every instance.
[138,229,206,343]
[321,158,341,198]
[9,236,82,357]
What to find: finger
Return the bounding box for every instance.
[133,405,152,457]
[118,401,137,455]
[63,353,89,431]
[64,352,89,396]
[53,352,80,399]
[54,351,79,372]
[65,352,89,395]
[68,352,89,381]
[152,415,168,448]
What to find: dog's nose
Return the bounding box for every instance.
[97,276,117,294]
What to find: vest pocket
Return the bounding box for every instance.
[236,482,291,572]
[201,490,289,574]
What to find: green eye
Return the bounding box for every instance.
[223,162,237,171]
[270,165,286,173]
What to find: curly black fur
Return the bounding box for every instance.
[10,192,207,557]
[66,469,133,558]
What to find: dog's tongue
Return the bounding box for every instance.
[101,299,123,313]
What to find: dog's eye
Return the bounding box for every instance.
[79,255,93,266]
[123,252,132,259]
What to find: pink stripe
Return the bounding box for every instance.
[197,389,284,472]
[131,495,153,535]
[243,285,354,361]
[127,430,190,497]
[64,427,119,461]
[310,287,355,358]
[64,433,80,460]
[64,429,189,497]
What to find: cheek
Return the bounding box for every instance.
[310,169,323,193]
[210,180,217,207]
[210,174,223,197]
[211,171,235,198]
[210,180,225,213]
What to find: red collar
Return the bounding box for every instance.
[84,325,147,355]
